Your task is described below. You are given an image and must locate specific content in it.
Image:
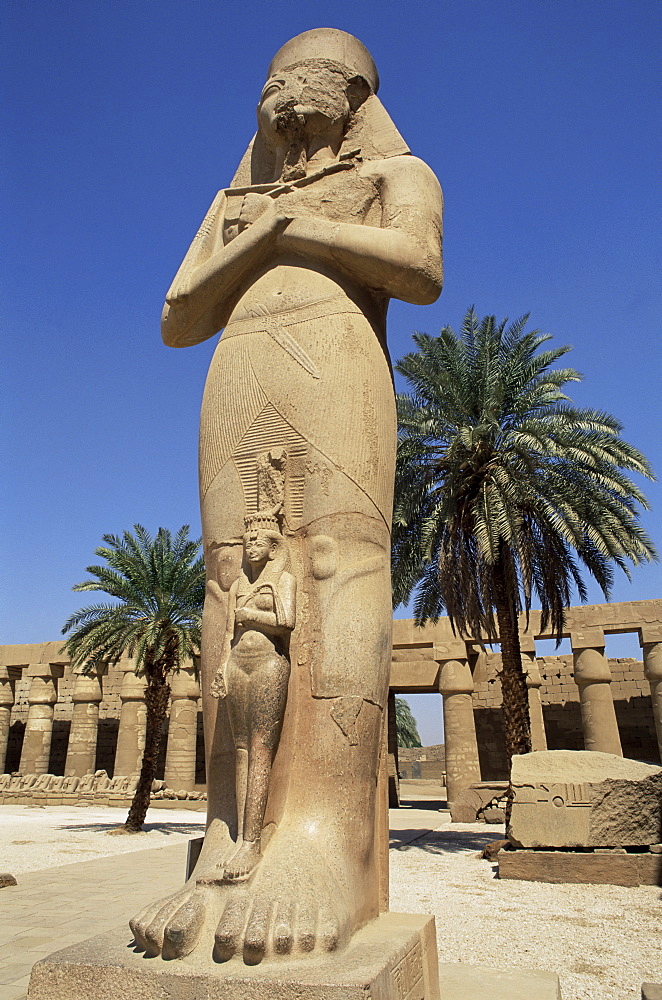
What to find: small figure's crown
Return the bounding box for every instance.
[244,504,282,534]
[268,28,379,94]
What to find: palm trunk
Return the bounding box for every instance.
[124,669,171,833]
[492,545,532,825]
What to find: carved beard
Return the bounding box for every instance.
[274,107,308,181]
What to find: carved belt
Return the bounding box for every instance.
[220,296,364,379]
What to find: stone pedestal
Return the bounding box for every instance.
[28,912,440,1000]
[114,664,147,776]
[19,665,59,774]
[641,627,662,763]
[437,643,481,812]
[0,666,15,773]
[65,670,103,777]
[571,629,622,756]
[164,663,200,792]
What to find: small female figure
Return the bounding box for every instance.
[211,509,295,881]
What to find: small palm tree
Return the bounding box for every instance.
[395,697,422,748]
[62,525,205,832]
[393,308,656,775]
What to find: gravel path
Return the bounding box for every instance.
[390,820,662,1000]
[1,802,660,999]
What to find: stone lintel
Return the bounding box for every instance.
[389,660,440,692]
[432,641,467,663]
[570,628,605,651]
[640,626,662,646]
[28,912,440,1000]
[518,633,537,654]
[26,662,65,680]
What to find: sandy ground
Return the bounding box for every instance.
[1,796,660,1000]
[0,804,205,874]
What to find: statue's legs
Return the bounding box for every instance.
[132,306,396,961]
[223,648,290,880]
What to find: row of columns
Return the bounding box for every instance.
[434,629,662,812]
[0,662,201,791]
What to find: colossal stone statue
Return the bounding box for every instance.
[131,27,442,965]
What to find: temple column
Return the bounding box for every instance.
[520,635,547,751]
[572,628,622,756]
[113,663,147,777]
[436,641,481,810]
[65,669,103,777]
[164,662,200,791]
[0,667,15,773]
[19,665,60,774]
[640,626,662,763]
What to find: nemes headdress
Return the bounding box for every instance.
[267,28,379,93]
[231,27,409,187]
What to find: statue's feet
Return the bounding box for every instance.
[221,839,261,882]
[130,883,209,959]
[130,826,235,959]
[214,835,351,963]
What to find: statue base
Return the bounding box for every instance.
[28,912,440,1000]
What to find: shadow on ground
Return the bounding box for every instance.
[56,822,204,835]
[393,829,502,854]
[398,799,448,810]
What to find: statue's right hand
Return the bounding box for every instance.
[238,193,277,232]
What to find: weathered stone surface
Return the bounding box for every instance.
[509,750,662,848]
[499,848,662,886]
[642,985,662,1000]
[449,781,508,823]
[0,873,17,887]
[439,962,560,1000]
[27,913,440,999]
[126,26,444,968]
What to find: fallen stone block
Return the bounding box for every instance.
[508,750,662,848]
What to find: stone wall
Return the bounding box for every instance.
[473,653,659,779]
[397,743,446,781]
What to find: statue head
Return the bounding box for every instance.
[242,508,288,575]
[231,28,409,188]
[258,30,376,153]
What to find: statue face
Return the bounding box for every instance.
[257,64,351,148]
[244,532,276,565]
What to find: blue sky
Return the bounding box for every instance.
[3,1,660,744]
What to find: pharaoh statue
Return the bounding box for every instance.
[131,27,442,964]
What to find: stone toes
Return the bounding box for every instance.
[272,900,294,955]
[214,894,249,962]
[161,893,205,960]
[243,899,272,965]
[129,898,167,952]
[318,909,341,952]
[143,895,187,956]
[295,903,317,953]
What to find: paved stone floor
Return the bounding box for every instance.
[0,797,446,1000]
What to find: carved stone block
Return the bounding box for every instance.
[508,750,662,848]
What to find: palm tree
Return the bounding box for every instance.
[395,697,422,748]
[62,525,205,832]
[392,308,656,773]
